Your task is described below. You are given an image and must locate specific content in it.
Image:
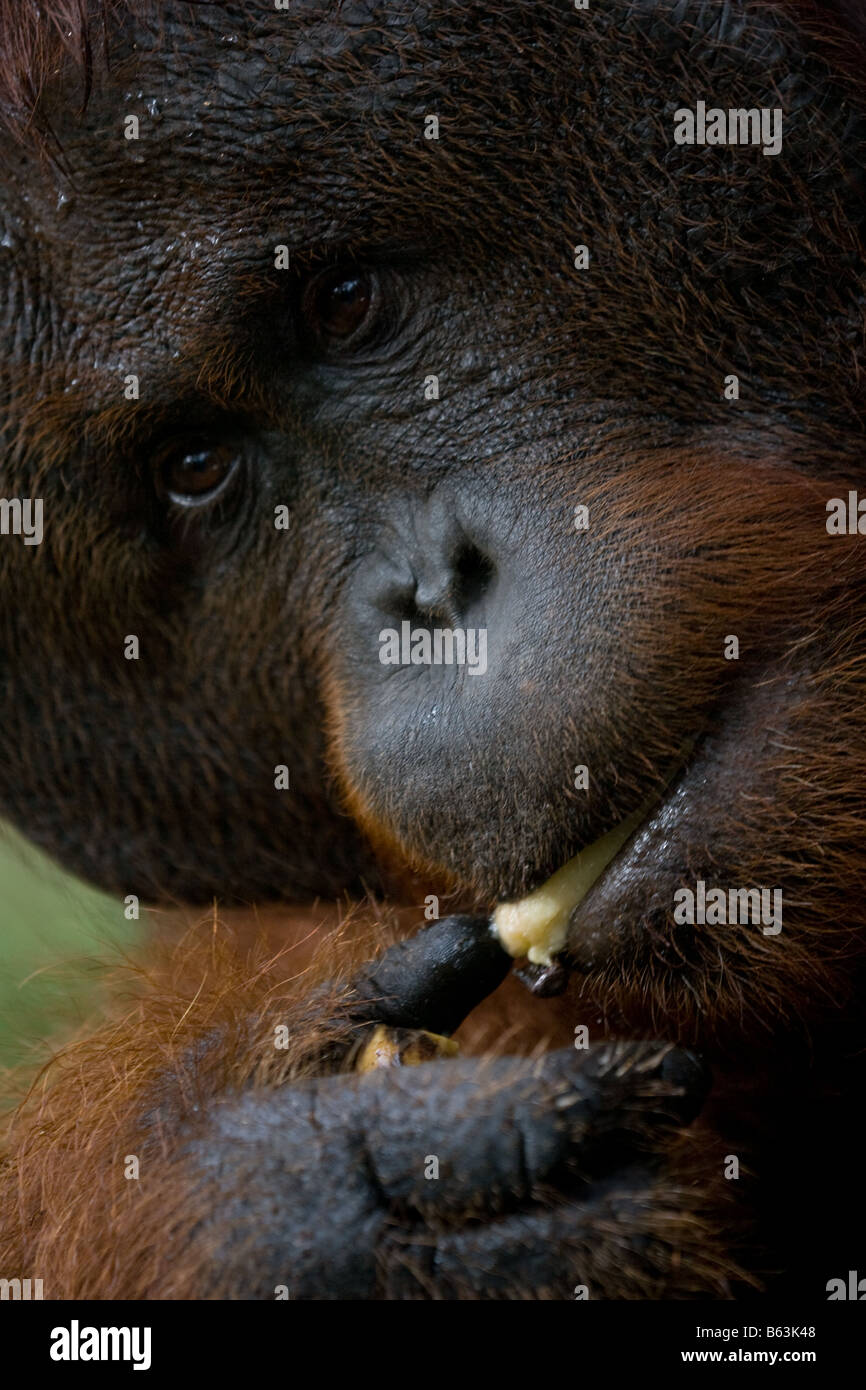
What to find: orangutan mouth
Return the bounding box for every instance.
[491,745,694,965]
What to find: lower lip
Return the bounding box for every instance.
[491,745,693,965]
[490,806,647,965]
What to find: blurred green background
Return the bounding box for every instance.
[0,825,143,1088]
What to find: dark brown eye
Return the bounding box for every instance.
[157,443,239,506]
[302,265,377,349]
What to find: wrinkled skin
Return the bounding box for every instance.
[1,0,865,1298]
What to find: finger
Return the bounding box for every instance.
[186,1040,709,1298]
[313,1040,709,1217]
[348,913,509,1034]
[378,1163,730,1300]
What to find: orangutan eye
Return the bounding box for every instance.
[300,264,381,353]
[156,442,241,507]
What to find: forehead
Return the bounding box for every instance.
[5,0,861,354]
[29,0,534,249]
[28,0,833,245]
[114,0,443,148]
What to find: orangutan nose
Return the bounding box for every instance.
[364,487,498,632]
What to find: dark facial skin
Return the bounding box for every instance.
[2,1,866,1023]
[2,0,866,1303]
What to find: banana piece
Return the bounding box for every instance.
[355,1025,459,1073]
[491,808,645,965]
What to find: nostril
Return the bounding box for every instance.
[452,541,495,615]
[412,542,495,623]
[363,494,499,630]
